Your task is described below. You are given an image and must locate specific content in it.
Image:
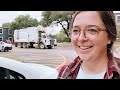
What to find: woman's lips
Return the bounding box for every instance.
[78,46,93,50]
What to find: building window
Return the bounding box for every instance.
[8,29,12,35]
[0,28,3,34]
[0,37,3,41]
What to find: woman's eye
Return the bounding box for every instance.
[72,29,79,32]
[86,29,99,35]
[88,29,98,32]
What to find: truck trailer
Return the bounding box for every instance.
[14,26,55,49]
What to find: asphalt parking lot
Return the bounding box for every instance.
[1,43,119,70]
[0,45,68,70]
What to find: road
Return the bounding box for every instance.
[0,45,119,69]
[52,46,78,63]
[0,45,78,68]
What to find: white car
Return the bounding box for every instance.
[0,40,12,52]
[0,57,58,79]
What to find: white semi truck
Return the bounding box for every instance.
[14,26,56,49]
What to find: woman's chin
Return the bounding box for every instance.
[79,55,90,61]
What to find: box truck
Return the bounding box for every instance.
[14,26,56,49]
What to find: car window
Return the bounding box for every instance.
[0,67,25,79]
[8,69,25,79]
[42,35,46,38]
[0,67,7,79]
[3,40,12,44]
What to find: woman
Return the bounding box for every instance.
[57,11,120,79]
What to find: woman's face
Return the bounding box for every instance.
[71,11,110,61]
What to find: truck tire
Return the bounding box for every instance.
[48,45,53,49]
[40,43,45,49]
[15,43,18,47]
[20,43,23,48]
[23,43,28,48]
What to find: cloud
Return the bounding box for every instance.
[0,17,3,19]
[0,11,62,34]
[0,11,43,27]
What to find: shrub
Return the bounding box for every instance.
[63,37,71,42]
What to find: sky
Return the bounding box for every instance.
[0,11,62,35]
[0,11,119,35]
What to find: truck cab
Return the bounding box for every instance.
[38,33,54,49]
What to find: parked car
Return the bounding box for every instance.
[0,40,12,52]
[0,57,58,79]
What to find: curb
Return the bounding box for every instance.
[55,54,67,71]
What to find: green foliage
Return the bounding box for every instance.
[48,34,56,38]
[55,30,66,42]
[39,11,52,27]
[62,37,71,42]
[2,22,11,28]
[40,11,75,36]
[9,14,39,30]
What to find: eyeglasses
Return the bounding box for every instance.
[70,25,106,40]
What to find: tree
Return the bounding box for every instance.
[48,34,56,38]
[55,29,66,42]
[2,22,11,28]
[39,11,52,27]
[10,14,39,30]
[40,11,75,37]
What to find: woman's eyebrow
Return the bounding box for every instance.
[72,25,99,29]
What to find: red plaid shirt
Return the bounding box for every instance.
[57,53,120,79]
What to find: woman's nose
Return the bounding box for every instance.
[77,31,88,42]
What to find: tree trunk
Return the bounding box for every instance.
[58,20,69,37]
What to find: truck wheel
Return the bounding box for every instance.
[21,43,23,48]
[48,45,53,49]
[15,43,18,47]
[40,43,45,49]
[23,43,28,48]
